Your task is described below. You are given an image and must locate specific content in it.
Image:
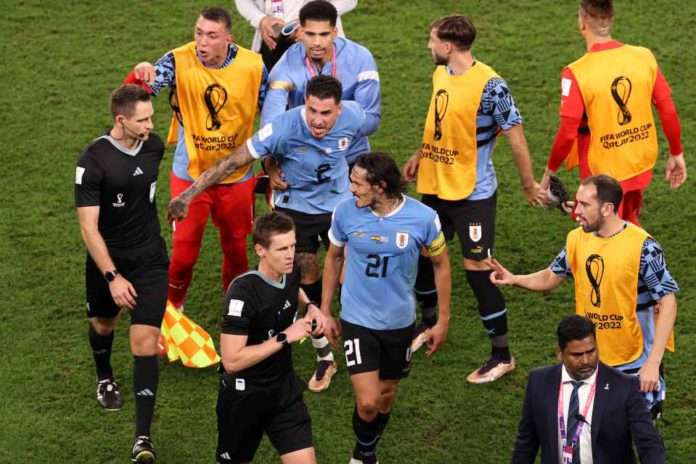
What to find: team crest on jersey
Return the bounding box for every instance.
[469,223,482,242]
[338,137,350,151]
[396,231,409,249]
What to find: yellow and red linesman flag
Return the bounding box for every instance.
[159,302,220,368]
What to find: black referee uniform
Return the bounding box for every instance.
[217,263,312,463]
[75,132,168,447]
[75,133,169,326]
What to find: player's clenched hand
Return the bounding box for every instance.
[665,153,687,189]
[637,361,660,393]
[425,321,448,357]
[167,196,189,224]
[285,318,312,344]
[402,152,421,183]
[134,62,156,85]
[267,163,289,191]
[488,258,514,286]
[323,317,342,348]
[109,275,138,310]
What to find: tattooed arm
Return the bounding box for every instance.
[167,143,257,222]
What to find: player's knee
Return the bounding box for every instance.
[130,324,160,356]
[466,270,505,310]
[356,396,381,417]
[380,388,397,411]
[90,317,116,335]
[170,239,203,269]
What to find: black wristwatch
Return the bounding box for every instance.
[276,332,289,346]
[104,270,120,283]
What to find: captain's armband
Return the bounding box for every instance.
[426,231,447,257]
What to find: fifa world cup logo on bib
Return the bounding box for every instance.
[585,254,604,308]
[433,89,449,141]
[204,83,228,131]
[610,76,632,126]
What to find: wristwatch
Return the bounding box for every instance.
[276,332,289,346]
[104,270,120,283]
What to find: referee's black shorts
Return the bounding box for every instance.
[275,207,331,254]
[84,236,168,327]
[421,191,497,261]
[216,371,312,462]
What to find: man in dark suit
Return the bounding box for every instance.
[512,315,664,464]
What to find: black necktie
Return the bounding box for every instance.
[566,380,582,463]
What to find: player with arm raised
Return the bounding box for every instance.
[321,152,451,464]
[125,7,267,314]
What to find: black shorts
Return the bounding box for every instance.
[216,372,312,462]
[421,191,497,261]
[276,207,331,253]
[85,236,168,327]
[340,319,414,380]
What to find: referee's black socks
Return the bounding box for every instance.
[353,406,387,464]
[88,324,114,380]
[133,355,158,437]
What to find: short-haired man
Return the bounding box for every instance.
[75,85,168,462]
[542,0,686,225]
[260,0,381,390]
[321,152,451,464]
[491,174,678,419]
[403,15,546,383]
[125,7,267,314]
[235,0,357,70]
[512,315,664,463]
[217,211,328,463]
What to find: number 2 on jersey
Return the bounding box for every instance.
[344,339,363,367]
[365,254,389,278]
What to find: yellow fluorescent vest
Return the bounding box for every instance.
[417,63,499,200]
[566,224,650,366]
[568,45,658,181]
[168,42,263,183]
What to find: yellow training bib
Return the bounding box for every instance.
[566,224,649,366]
[167,42,263,183]
[568,45,658,181]
[417,63,499,200]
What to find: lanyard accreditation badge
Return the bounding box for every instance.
[557,379,596,464]
[305,46,337,78]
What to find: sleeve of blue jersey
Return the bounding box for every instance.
[328,200,348,247]
[640,237,679,301]
[248,117,284,160]
[549,247,571,278]
[261,49,295,126]
[351,46,381,136]
[148,51,176,97]
[482,77,523,131]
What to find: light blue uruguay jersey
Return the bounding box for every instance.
[247,101,365,214]
[262,37,381,165]
[329,195,444,330]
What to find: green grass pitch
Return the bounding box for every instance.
[1,0,694,462]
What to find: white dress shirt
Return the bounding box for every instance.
[558,365,597,464]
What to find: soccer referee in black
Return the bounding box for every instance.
[217,211,329,463]
[75,84,168,463]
